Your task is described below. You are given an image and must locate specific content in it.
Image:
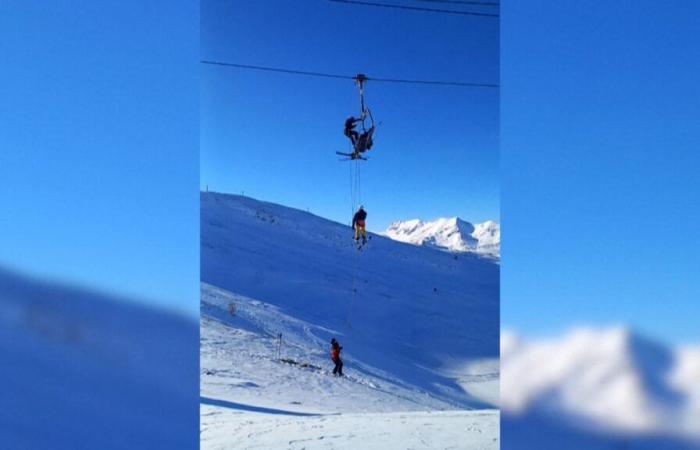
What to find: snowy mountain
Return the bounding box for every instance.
[0,266,199,449]
[200,191,500,449]
[501,327,700,449]
[385,217,500,257]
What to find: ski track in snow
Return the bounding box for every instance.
[202,408,499,450]
[201,285,466,416]
[200,287,499,449]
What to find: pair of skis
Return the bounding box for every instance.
[354,235,370,251]
[336,151,367,161]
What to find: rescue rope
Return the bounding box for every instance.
[349,156,355,221]
[346,151,362,329]
[345,74,370,330]
[357,159,362,206]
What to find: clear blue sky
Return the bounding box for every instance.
[501,1,700,344]
[0,1,200,316]
[200,0,499,231]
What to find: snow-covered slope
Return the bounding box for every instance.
[200,192,500,448]
[201,284,499,449]
[0,266,199,449]
[501,327,700,449]
[385,217,500,257]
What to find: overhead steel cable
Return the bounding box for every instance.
[417,0,499,6]
[327,0,499,17]
[370,75,498,88]
[200,60,355,80]
[201,60,499,89]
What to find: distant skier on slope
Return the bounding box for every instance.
[352,205,368,246]
[330,338,343,376]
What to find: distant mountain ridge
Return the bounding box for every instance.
[501,327,700,448]
[385,217,500,257]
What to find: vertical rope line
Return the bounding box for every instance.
[348,158,357,325]
[347,76,368,330]
[349,156,354,221]
[358,160,362,206]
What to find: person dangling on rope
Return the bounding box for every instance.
[352,205,367,245]
[330,338,343,376]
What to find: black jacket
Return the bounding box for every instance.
[344,117,360,132]
[352,209,367,228]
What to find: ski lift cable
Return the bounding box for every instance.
[200,60,499,88]
[416,0,499,7]
[370,76,498,88]
[201,60,355,81]
[327,0,499,17]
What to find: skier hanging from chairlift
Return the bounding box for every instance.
[337,74,377,161]
[344,115,362,147]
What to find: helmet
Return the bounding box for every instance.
[358,205,364,210]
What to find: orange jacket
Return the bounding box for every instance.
[330,343,341,361]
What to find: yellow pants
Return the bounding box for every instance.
[354,224,366,240]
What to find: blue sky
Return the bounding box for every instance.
[0,1,199,316]
[200,1,499,231]
[501,1,700,344]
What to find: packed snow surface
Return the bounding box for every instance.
[203,407,498,450]
[501,327,700,449]
[385,217,500,257]
[200,192,500,449]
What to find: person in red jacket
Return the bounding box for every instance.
[330,338,343,376]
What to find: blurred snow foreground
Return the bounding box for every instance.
[0,266,199,449]
[501,328,700,449]
[200,192,500,449]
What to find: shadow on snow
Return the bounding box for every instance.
[200,396,329,417]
